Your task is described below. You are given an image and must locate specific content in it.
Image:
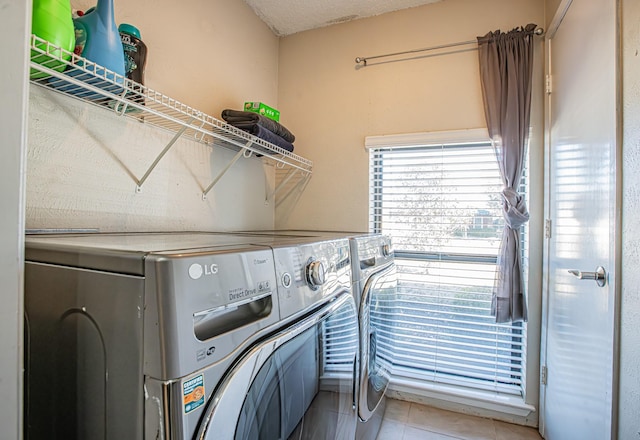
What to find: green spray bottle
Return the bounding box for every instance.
[31,0,75,79]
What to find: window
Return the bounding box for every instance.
[367,130,528,397]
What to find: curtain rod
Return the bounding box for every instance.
[354,27,544,66]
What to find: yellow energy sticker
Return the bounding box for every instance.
[183,374,205,414]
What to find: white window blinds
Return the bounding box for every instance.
[368,132,527,397]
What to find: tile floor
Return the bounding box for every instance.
[377,399,543,440]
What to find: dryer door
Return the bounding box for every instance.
[358,263,397,422]
[195,292,359,440]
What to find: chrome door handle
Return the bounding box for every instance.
[568,266,607,287]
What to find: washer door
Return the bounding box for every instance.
[358,264,397,422]
[195,292,359,440]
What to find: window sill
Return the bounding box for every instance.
[388,376,537,422]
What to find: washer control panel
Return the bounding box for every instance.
[274,238,351,320]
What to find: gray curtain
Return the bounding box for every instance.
[477,24,536,323]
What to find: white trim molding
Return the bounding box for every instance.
[389,378,538,426]
[365,128,490,150]
[0,0,30,438]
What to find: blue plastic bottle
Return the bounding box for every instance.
[53,0,125,100]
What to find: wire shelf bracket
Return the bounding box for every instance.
[136,118,194,192]
[265,169,311,206]
[275,172,311,209]
[202,141,253,199]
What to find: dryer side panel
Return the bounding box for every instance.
[24,261,144,440]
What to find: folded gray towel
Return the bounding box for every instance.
[245,124,294,153]
[221,109,296,143]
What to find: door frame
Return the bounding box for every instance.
[539,0,623,437]
[0,2,30,439]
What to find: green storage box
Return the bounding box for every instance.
[244,101,280,122]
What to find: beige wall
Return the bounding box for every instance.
[277,3,545,424]
[27,88,276,232]
[27,0,280,232]
[277,2,545,425]
[72,0,279,116]
[276,0,544,231]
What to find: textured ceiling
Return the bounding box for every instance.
[243,0,444,37]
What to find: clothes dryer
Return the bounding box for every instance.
[24,232,359,440]
[349,234,397,440]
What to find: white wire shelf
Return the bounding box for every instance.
[28,34,312,199]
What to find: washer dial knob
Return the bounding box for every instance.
[305,259,326,289]
[382,244,391,257]
[282,272,292,288]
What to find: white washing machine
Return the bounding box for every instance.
[24,232,359,439]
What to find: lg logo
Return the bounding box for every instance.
[188,263,219,280]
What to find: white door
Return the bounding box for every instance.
[541,0,619,439]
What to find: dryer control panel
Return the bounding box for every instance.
[273,238,351,320]
[350,234,394,282]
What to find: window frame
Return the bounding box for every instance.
[366,128,535,414]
